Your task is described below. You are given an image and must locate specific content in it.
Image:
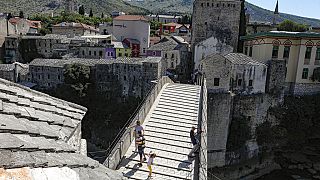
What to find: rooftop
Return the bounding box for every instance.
[53,22,99,32]
[0,78,123,179]
[147,14,182,19]
[241,31,320,40]
[148,36,181,51]
[113,15,148,22]
[225,53,266,66]
[30,57,163,67]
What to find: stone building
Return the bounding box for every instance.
[4,34,73,63]
[0,78,124,179]
[113,15,150,56]
[52,22,99,37]
[191,0,241,70]
[0,62,28,82]
[146,14,182,24]
[199,53,267,94]
[197,53,281,168]
[241,31,320,95]
[146,36,192,82]
[29,57,164,98]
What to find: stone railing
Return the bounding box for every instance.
[103,76,173,169]
[191,76,208,180]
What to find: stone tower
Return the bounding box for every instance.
[65,0,77,14]
[191,0,242,61]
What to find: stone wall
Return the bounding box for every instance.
[293,83,320,96]
[266,59,286,95]
[191,0,241,53]
[207,92,233,168]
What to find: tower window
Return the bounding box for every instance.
[201,3,203,7]
[238,79,243,86]
[249,80,253,87]
[207,2,209,6]
[214,78,220,86]
[302,68,309,79]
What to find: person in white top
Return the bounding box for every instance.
[146,152,156,178]
[129,120,144,151]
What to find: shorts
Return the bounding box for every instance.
[138,148,145,158]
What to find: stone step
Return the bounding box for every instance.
[121,154,192,173]
[150,114,197,125]
[147,119,195,130]
[120,161,192,180]
[151,111,198,121]
[160,92,200,101]
[149,115,197,126]
[159,97,200,105]
[158,101,199,110]
[156,104,198,114]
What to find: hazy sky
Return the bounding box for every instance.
[246,0,320,20]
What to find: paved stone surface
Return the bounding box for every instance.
[117,83,201,180]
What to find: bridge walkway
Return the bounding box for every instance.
[117,83,201,180]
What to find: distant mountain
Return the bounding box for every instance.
[128,0,320,27]
[1,0,320,27]
[0,0,147,17]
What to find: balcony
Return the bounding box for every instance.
[315,60,320,66]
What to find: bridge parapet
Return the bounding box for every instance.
[103,76,173,169]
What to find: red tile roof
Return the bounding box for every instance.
[113,15,148,22]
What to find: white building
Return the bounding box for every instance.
[194,36,234,71]
[146,14,182,24]
[113,15,150,56]
[199,53,267,95]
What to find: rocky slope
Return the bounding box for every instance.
[0,0,147,17]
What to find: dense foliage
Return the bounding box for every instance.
[277,20,309,32]
[50,64,141,150]
[267,95,320,150]
[29,12,111,35]
[226,115,252,152]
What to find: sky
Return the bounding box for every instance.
[246,0,320,20]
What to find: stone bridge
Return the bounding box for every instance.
[103,77,207,180]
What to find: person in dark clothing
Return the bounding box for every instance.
[188,126,202,157]
[190,126,197,146]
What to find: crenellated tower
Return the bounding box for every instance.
[191,0,241,50]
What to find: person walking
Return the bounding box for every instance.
[129,120,144,151]
[136,132,146,166]
[146,152,156,178]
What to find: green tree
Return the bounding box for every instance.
[19,11,24,18]
[63,63,91,99]
[89,9,93,17]
[277,20,308,32]
[79,5,85,16]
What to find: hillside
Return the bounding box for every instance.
[128,0,320,27]
[0,0,148,17]
[1,0,320,27]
